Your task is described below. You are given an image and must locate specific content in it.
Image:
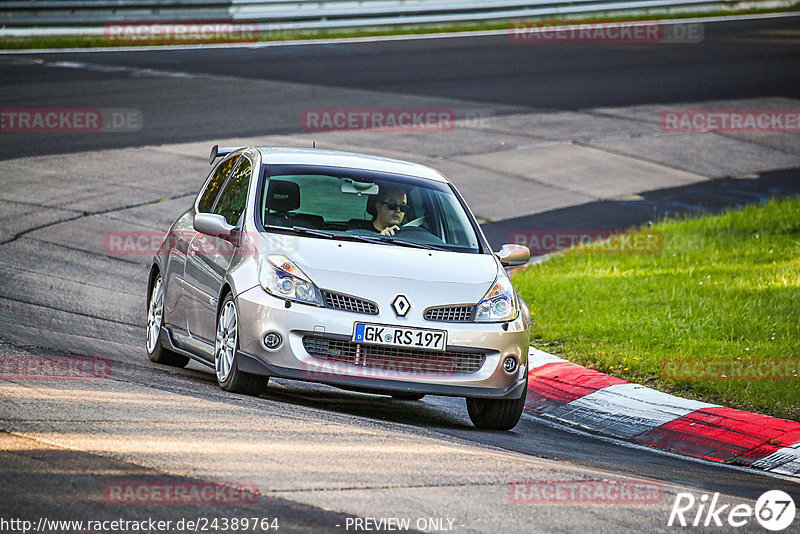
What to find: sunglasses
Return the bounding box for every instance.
[382,201,408,212]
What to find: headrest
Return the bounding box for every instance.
[266,180,300,213]
[366,195,378,217]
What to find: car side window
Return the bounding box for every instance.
[197,156,239,213]
[213,156,252,226]
[438,193,476,248]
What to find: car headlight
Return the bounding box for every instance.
[475,273,517,322]
[259,255,323,306]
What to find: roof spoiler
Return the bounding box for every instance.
[209,144,240,165]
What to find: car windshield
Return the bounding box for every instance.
[258,165,481,253]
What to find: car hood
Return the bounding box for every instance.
[262,234,499,302]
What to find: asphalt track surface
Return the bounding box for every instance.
[1,16,799,159]
[1,14,799,533]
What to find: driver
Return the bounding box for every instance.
[371,187,408,236]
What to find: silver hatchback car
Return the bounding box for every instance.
[147,146,531,429]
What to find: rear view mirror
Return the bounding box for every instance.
[341,179,379,195]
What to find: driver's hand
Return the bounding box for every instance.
[380,225,400,236]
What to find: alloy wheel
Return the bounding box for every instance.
[215,300,238,383]
[146,276,163,354]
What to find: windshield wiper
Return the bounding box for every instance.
[264,225,445,250]
[379,236,444,250]
[342,234,442,250]
[262,224,336,239]
[291,226,336,238]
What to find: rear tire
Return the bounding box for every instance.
[215,293,266,396]
[466,375,527,430]
[146,273,190,368]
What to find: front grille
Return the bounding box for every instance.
[424,305,475,323]
[322,291,378,315]
[303,336,485,375]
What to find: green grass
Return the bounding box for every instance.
[2,5,798,50]
[512,197,800,421]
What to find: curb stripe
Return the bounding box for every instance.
[526,361,627,413]
[524,349,800,478]
[527,347,566,370]
[633,407,800,463]
[546,383,716,439]
[753,443,800,475]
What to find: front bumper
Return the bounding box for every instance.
[235,286,530,399]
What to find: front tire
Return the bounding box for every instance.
[466,375,527,430]
[146,273,189,368]
[215,293,265,395]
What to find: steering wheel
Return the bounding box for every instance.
[396,225,429,234]
[395,224,446,245]
[403,216,425,228]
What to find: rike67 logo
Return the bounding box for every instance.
[668,490,795,531]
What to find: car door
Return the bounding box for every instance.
[161,210,195,337]
[184,154,252,346]
[181,154,239,346]
[164,156,237,338]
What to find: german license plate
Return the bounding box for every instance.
[353,323,447,351]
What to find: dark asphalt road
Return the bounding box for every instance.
[1,15,798,159]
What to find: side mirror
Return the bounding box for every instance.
[495,244,530,266]
[194,213,235,241]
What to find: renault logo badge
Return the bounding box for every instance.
[392,295,411,317]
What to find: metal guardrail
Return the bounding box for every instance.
[0,0,789,35]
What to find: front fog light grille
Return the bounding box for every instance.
[322,291,378,315]
[423,305,475,323]
[302,335,485,374]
